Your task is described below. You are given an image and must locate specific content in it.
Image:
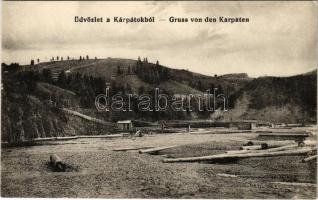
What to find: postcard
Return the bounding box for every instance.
[1,1,317,199]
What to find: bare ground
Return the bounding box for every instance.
[1,129,317,198]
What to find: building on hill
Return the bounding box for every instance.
[117,120,133,131]
[232,120,257,130]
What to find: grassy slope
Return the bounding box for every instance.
[6,59,317,127]
[28,58,317,122]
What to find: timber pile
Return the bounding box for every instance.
[226,144,299,154]
[162,139,317,163]
[257,132,310,141]
[240,141,296,150]
[163,147,316,163]
[258,132,309,137]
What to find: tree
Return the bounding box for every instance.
[137,57,142,67]
[217,84,223,94]
[126,83,133,94]
[209,83,215,91]
[42,69,52,83]
[61,57,63,61]
[57,56,59,61]
[86,55,89,60]
[37,58,40,63]
[197,80,203,91]
[57,71,67,87]
[79,56,82,60]
[30,59,34,66]
[67,56,70,60]
[156,60,159,66]
[117,66,122,75]
[138,86,145,95]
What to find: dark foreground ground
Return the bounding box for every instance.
[1,128,317,198]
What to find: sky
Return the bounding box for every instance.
[2,1,317,77]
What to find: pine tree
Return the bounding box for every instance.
[57,71,67,87]
[42,69,52,83]
[117,66,122,75]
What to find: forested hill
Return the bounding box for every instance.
[1,57,316,142]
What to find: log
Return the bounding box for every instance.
[304,140,317,146]
[227,144,298,154]
[113,146,154,151]
[257,144,298,152]
[217,173,238,178]
[33,137,56,142]
[50,154,65,171]
[55,136,79,141]
[78,134,122,139]
[246,140,296,146]
[163,147,315,163]
[139,146,177,154]
[226,150,249,154]
[271,181,316,187]
[240,141,296,150]
[302,155,317,163]
[240,145,264,150]
[258,132,309,137]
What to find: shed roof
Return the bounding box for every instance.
[117,120,132,124]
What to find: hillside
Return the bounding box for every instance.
[221,71,317,123]
[1,58,316,142]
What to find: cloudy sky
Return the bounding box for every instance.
[2,1,317,77]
